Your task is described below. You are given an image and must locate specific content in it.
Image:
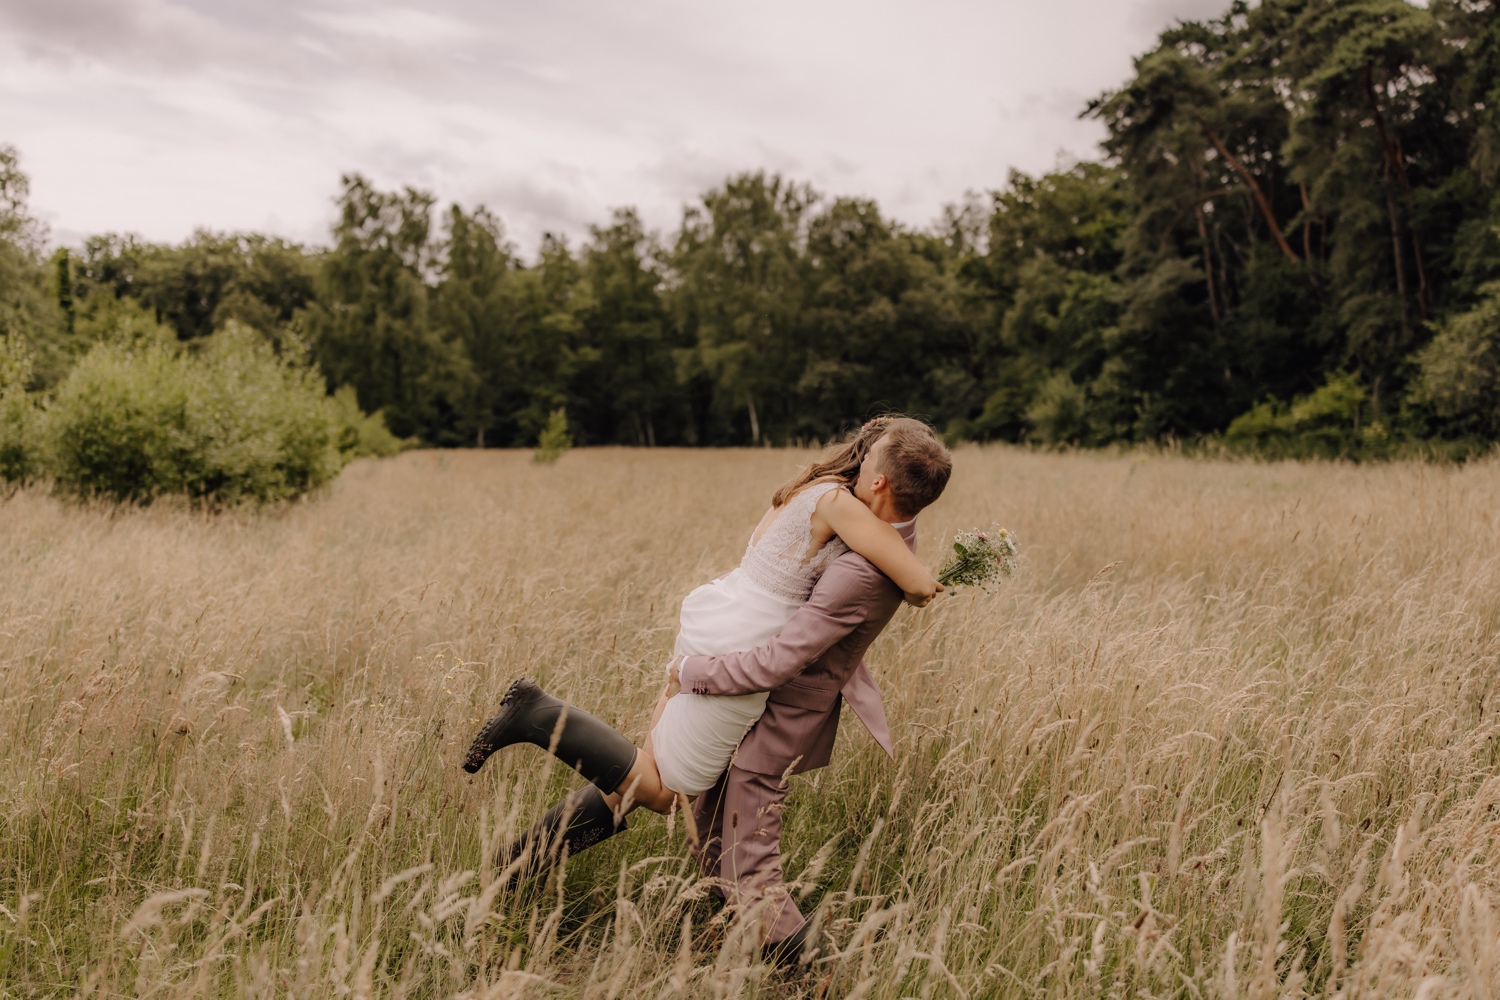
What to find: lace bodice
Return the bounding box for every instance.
[737,480,850,602]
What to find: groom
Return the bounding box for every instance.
[463,417,952,967]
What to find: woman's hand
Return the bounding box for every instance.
[904,580,945,608]
[664,656,683,697]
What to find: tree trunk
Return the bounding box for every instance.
[1159,185,1229,255]
[746,395,760,444]
[1299,181,1313,261]
[1394,134,1429,318]
[1387,193,1412,342]
[1196,205,1221,326]
[477,424,485,449]
[1196,117,1300,263]
[1386,194,1408,300]
[1365,69,1428,320]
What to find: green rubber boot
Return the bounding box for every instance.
[498,786,627,878]
[462,678,637,793]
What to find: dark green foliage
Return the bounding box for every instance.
[962,164,1131,442]
[304,175,473,444]
[798,198,973,439]
[0,334,39,484]
[671,172,817,444]
[4,0,1500,458]
[1074,0,1500,447]
[429,205,523,447]
[478,233,594,446]
[0,146,63,364]
[570,209,684,447]
[52,248,74,332]
[72,231,316,345]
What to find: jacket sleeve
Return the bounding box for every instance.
[678,554,887,696]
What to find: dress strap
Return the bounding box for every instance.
[795,479,846,508]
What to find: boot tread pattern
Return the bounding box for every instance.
[461,677,536,773]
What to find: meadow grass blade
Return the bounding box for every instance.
[1,446,1498,996]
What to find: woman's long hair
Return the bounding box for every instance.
[770,417,894,508]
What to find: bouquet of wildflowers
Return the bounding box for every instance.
[937,526,1019,590]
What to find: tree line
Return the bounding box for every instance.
[3,0,1498,456]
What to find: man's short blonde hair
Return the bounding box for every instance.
[877,417,951,517]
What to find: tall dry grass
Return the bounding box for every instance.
[1,446,1498,998]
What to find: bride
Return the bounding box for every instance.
[462,416,940,865]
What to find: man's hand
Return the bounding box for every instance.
[664,655,683,697]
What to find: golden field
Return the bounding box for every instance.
[1,446,1498,999]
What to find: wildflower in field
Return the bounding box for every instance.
[937,526,1019,590]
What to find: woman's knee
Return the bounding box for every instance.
[644,787,680,815]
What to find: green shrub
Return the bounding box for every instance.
[1025,372,1090,445]
[533,407,572,464]
[0,334,40,485]
[26,296,172,391]
[1409,281,1500,438]
[1225,372,1387,459]
[44,323,348,504]
[329,385,408,459]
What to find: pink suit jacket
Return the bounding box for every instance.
[677,519,914,777]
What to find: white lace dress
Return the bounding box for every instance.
[651,480,850,795]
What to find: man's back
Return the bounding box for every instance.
[678,519,916,776]
[738,550,901,775]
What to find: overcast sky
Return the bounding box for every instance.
[0,0,1225,255]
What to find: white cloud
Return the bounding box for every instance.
[0,0,285,75]
[300,8,476,46]
[0,0,1212,255]
[1129,0,1234,30]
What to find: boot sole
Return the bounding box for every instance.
[462,677,535,773]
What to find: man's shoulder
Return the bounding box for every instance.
[826,546,886,579]
[815,547,902,606]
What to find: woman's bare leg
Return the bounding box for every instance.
[624,735,698,847]
[599,685,699,845]
[645,684,672,732]
[603,685,681,817]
